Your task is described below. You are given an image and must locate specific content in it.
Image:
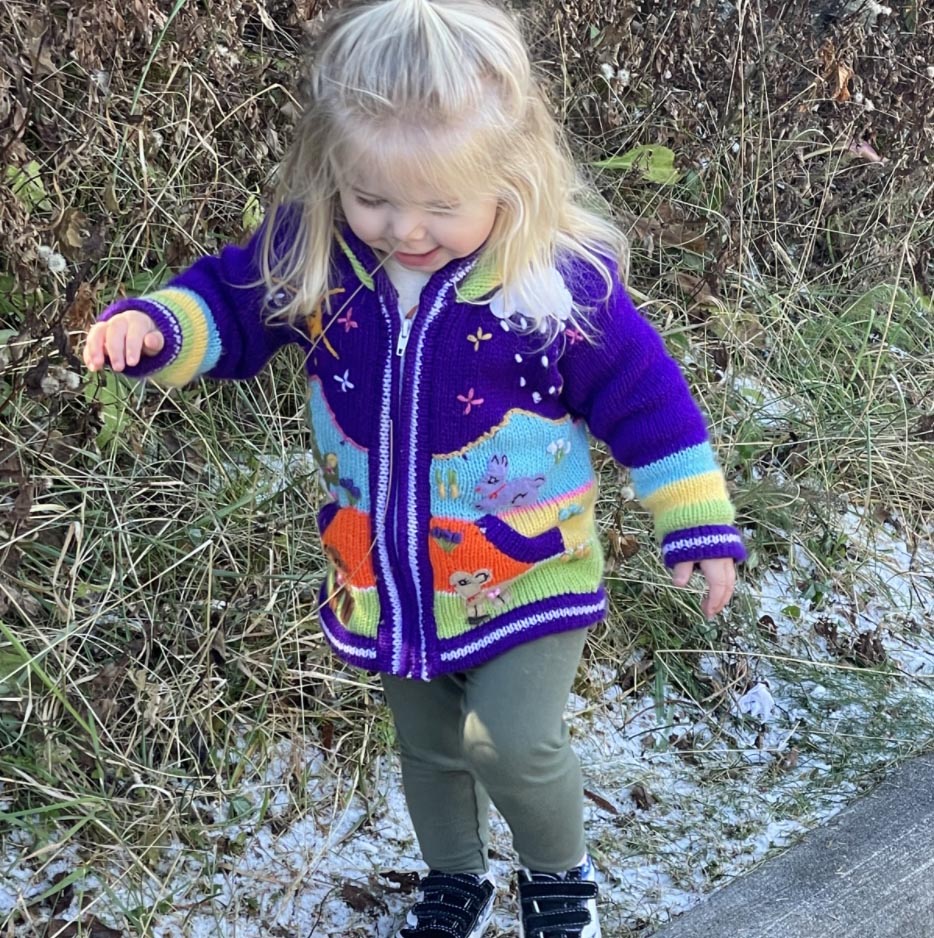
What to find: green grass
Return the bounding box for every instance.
[2,0,934,933]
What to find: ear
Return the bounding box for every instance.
[474,569,492,584]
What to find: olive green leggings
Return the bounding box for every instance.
[380,629,589,874]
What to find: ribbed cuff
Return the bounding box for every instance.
[660,525,746,568]
[98,297,182,379]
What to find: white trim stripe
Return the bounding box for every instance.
[320,615,379,659]
[440,600,606,662]
[662,532,743,556]
[376,294,405,673]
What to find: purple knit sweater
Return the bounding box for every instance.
[100,221,744,679]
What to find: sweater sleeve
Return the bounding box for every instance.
[559,266,745,568]
[96,209,304,387]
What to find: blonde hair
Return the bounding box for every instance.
[262,0,628,334]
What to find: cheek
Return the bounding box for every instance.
[442,212,497,252]
[341,197,384,243]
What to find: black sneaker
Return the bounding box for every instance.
[398,871,496,938]
[517,856,601,938]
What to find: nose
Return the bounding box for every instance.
[389,209,427,245]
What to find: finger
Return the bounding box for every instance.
[142,329,164,356]
[83,322,107,371]
[670,561,694,588]
[702,569,736,618]
[124,317,153,367]
[105,319,129,371]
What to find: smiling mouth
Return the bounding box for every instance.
[394,247,439,258]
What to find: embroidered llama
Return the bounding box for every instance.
[474,454,545,513]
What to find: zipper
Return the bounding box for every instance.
[383,291,420,675]
[396,315,413,358]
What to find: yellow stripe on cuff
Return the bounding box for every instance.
[150,288,211,387]
[642,470,727,515]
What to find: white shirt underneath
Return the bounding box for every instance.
[383,257,431,326]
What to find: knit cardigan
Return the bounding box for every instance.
[100,221,745,680]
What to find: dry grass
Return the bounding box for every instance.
[1,0,933,934]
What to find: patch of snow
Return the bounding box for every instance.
[2,504,933,935]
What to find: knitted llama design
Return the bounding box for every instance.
[474,454,546,512]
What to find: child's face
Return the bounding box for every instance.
[339,169,498,273]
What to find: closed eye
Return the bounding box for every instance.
[356,195,386,208]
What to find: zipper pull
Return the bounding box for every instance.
[396,317,413,357]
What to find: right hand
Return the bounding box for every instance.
[83,311,164,372]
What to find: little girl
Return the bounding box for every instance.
[84,1,743,935]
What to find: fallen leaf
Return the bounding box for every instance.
[849,629,887,667]
[5,161,51,213]
[607,529,640,561]
[630,783,657,811]
[595,144,681,185]
[670,732,700,766]
[672,271,721,308]
[584,788,620,815]
[382,870,420,893]
[63,281,97,347]
[831,62,854,102]
[757,614,778,642]
[617,658,652,695]
[340,882,382,913]
[778,748,800,773]
[56,208,91,257]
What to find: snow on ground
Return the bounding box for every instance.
[3,507,933,936]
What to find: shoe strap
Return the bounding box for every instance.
[399,873,493,937]
[520,880,598,901]
[519,877,597,936]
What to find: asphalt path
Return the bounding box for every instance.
[651,753,934,938]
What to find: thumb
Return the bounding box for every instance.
[670,561,694,588]
[142,330,165,356]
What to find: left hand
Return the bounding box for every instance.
[671,557,736,619]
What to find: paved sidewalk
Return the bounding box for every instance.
[651,753,934,938]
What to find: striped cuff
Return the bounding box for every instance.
[632,442,736,538]
[661,525,746,568]
[98,287,221,387]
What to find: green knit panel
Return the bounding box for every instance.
[345,587,379,638]
[433,543,604,639]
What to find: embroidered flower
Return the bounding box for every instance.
[337,308,358,332]
[565,327,584,345]
[334,369,354,392]
[457,387,484,415]
[467,327,492,351]
[547,439,572,463]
